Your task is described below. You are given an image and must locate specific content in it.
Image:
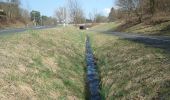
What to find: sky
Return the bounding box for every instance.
[21,0,116,18]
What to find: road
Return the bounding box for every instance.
[0,26,56,35]
[91,30,170,52]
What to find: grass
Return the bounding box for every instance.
[0,24,169,100]
[124,21,170,36]
[90,22,122,32]
[0,27,86,100]
[0,21,26,29]
[87,31,170,99]
[90,21,170,36]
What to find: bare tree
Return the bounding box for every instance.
[88,9,98,23]
[19,8,30,24]
[116,0,145,22]
[0,0,21,20]
[88,12,93,22]
[67,0,85,24]
[95,13,108,23]
[116,0,170,23]
[55,7,66,24]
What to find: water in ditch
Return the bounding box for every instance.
[86,35,101,100]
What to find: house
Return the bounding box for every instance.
[0,9,6,20]
[0,2,8,19]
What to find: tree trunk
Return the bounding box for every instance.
[150,0,155,16]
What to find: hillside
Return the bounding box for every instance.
[91,21,170,36]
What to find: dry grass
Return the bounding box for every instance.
[0,21,26,29]
[88,32,170,100]
[0,27,86,100]
[91,21,170,36]
[90,22,122,32]
[124,21,170,36]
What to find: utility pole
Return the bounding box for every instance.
[34,13,36,26]
[33,12,37,26]
[41,17,43,26]
[63,8,66,27]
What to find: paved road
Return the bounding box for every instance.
[91,30,170,52]
[0,26,56,35]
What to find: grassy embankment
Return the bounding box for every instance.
[87,25,170,99]
[91,22,122,32]
[0,21,27,29]
[91,21,170,36]
[0,23,169,100]
[0,27,86,100]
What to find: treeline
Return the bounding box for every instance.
[54,0,108,25]
[0,0,23,21]
[0,0,56,26]
[54,0,86,25]
[30,11,57,26]
[109,0,170,24]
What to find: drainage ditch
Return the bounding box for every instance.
[85,35,101,100]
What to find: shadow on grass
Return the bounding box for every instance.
[113,22,170,52]
[91,35,170,99]
[113,21,140,32]
[100,31,170,53]
[125,36,170,53]
[151,24,170,36]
